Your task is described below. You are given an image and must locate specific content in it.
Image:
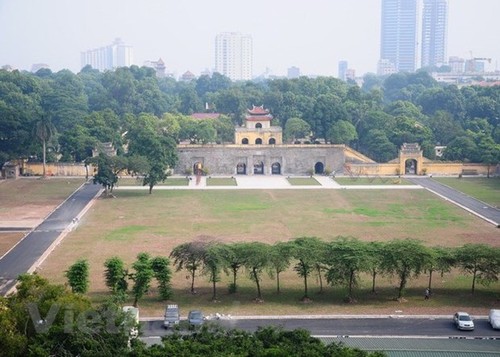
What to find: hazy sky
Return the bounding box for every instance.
[1,0,499,78]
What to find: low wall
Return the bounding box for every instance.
[22,162,92,177]
[348,162,495,176]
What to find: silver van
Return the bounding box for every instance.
[163,304,180,328]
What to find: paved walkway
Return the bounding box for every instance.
[408,177,500,227]
[116,175,421,190]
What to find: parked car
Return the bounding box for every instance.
[163,304,180,329]
[122,306,140,338]
[453,312,474,331]
[488,309,500,330]
[188,310,204,328]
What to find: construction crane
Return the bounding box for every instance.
[469,51,492,63]
[473,57,492,63]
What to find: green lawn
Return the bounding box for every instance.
[206,177,237,186]
[118,177,189,186]
[433,177,500,208]
[39,188,499,317]
[334,177,413,185]
[287,177,320,185]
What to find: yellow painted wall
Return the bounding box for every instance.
[22,162,93,176]
[347,162,493,176]
[234,129,282,145]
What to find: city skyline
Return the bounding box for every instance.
[380,0,419,73]
[215,32,253,81]
[421,0,448,68]
[1,0,499,78]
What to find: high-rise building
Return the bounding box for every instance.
[81,38,133,72]
[287,66,301,79]
[380,0,418,73]
[421,0,448,68]
[215,32,253,81]
[338,61,348,81]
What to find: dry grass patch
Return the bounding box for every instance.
[0,232,26,257]
[37,188,500,316]
[0,178,85,226]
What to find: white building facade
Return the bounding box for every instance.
[81,38,133,72]
[214,32,253,81]
[421,0,448,68]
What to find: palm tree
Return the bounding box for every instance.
[34,115,56,178]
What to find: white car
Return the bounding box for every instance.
[453,312,474,331]
[489,309,500,330]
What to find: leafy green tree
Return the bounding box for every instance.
[213,114,235,143]
[170,241,207,294]
[134,324,385,356]
[0,71,43,168]
[131,252,154,307]
[361,129,398,162]
[41,69,89,132]
[242,242,269,301]
[224,242,247,293]
[268,241,293,294]
[327,119,358,145]
[2,273,132,356]
[151,256,173,300]
[202,243,227,301]
[104,256,128,298]
[92,153,128,196]
[284,117,311,143]
[65,259,89,294]
[380,239,432,299]
[33,115,56,177]
[442,135,478,161]
[291,237,326,300]
[425,246,455,291]
[425,110,463,146]
[311,93,347,140]
[366,241,385,293]
[325,237,369,301]
[126,113,178,194]
[455,244,500,294]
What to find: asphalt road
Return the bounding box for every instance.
[407,177,500,227]
[0,181,102,296]
[140,317,500,338]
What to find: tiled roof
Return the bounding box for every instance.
[191,113,221,120]
[246,115,272,121]
[247,105,270,115]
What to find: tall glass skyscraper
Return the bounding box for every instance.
[215,32,253,81]
[380,0,418,73]
[421,0,448,68]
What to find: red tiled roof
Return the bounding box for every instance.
[246,116,272,121]
[247,105,270,115]
[191,113,221,120]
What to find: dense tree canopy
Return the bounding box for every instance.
[1,67,499,169]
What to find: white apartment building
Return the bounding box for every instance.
[81,38,133,72]
[214,32,252,81]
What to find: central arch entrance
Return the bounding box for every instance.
[237,163,246,175]
[405,159,417,174]
[271,162,281,175]
[193,162,203,176]
[254,161,264,175]
[314,162,324,174]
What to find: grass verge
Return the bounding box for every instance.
[334,177,413,185]
[432,177,500,208]
[206,177,237,186]
[287,177,320,185]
